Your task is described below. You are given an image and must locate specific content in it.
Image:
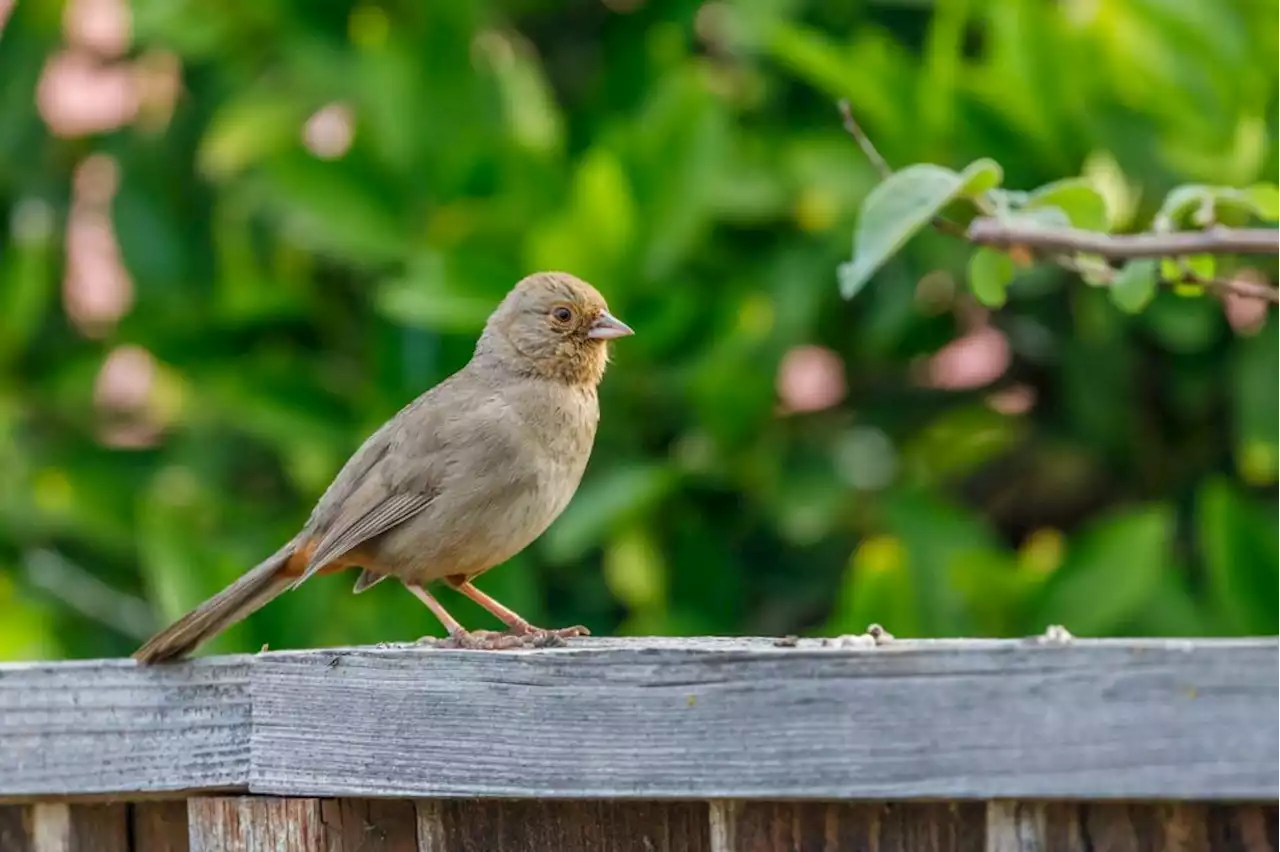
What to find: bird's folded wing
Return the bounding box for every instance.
[292,489,436,588]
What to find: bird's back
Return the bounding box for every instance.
[303,363,600,583]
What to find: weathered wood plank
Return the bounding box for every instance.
[2,638,1277,802]
[984,801,1279,851]
[320,798,418,851]
[0,805,30,852]
[714,801,984,852]
[20,803,130,852]
[0,658,250,801]
[187,797,419,851]
[247,638,1279,800]
[188,796,327,852]
[131,802,189,852]
[419,799,710,852]
[1207,805,1279,852]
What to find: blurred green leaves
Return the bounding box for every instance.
[839,158,1002,298]
[0,0,1275,662]
[967,247,1014,308]
[1031,505,1172,637]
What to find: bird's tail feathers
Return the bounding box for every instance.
[132,541,298,664]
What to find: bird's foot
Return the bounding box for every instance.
[415,629,523,650]
[415,624,590,650]
[508,623,591,648]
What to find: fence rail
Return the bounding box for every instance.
[2,637,1276,850]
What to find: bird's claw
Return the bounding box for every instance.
[415,624,590,650]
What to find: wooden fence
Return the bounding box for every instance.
[1,637,1276,850]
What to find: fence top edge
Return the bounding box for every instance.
[2,634,1275,673]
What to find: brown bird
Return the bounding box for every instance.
[133,271,633,663]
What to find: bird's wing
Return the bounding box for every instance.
[291,488,436,589]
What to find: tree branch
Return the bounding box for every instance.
[968,219,1279,259]
[836,100,1280,305]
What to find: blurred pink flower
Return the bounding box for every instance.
[93,346,162,448]
[37,51,139,137]
[1223,273,1269,335]
[918,325,1011,390]
[63,0,130,58]
[64,155,133,337]
[94,345,155,413]
[777,345,847,413]
[303,103,356,160]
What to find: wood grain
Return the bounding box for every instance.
[248,638,1278,799]
[984,801,1280,852]
[721,801,984,852]
[320,798,419,851]
[2,638,1276,801]
[0,657,250,801]
[0,805,30,852]
[423,799,710,852]
[188,796,328,852]
[23,803,129,852]
[131,802,189,852]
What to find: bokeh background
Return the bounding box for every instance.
[0,0,1276,661]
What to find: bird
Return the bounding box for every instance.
[132,271,633,663]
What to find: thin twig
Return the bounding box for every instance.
[838,100,891,179]
[836,100,1280,304]
[968,219,1279,259]
[838,100,968,238]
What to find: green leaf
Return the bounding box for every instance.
[1024,178,1110,231]
[198,93,310,179]
[1160,254,1215,295]
[1243,183,1279,221]
[1109,259,1157,313]
[840,159,1003,298]
[376,252,496,334]
[824,534,920,637]
[1197,479,1279,634]
[1074,253,1112,286]
[1154,184,1212,231]
[1031,505,1172,636]
[967,247,1014,307]
[603,524,667,611]
[1231,322,1279,486]
[881,489,1003,636]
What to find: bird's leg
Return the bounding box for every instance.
[404,583,525,650]
[450,579,590,643]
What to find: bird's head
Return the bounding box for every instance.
[476,271,633,386]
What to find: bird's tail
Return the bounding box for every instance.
[133,541,299,664]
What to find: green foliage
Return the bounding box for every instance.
[838,158,1002,298]
[0,0,1276,660]
[967,248,1015,308]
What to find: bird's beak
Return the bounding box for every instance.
[587,311,634,340]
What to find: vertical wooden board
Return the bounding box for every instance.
[1156,804,1212,852]
[422,799,710,852]
[188,797,328,852]
[1206,805,1278,852]
[131,802,189,852]
[26,803,129,852]
[724,801,984,852]
[319,799,418,852]
[986,802,1279,852]
[0,806,31,852]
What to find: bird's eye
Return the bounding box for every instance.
[551,306,573,323]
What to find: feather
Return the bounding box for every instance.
[291,491,435,588]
